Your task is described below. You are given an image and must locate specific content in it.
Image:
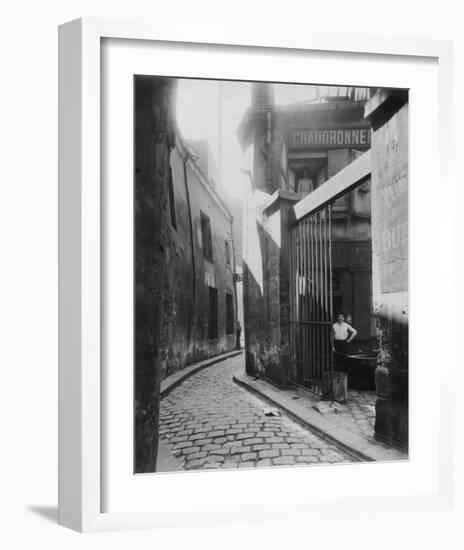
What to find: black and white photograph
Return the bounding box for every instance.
[134,77,409,474]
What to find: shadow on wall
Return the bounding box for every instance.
[243,217,286,384]
[374,311,408,449]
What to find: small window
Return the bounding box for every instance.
[201,211,213,262]
[167,164,176,229]
[208,287,218,339]
[226,293,234,335]
[225,240,231,266]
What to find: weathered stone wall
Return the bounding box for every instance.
[135,76,177,473]
[135,77,237,472]
[367,91,409,449]
[242,187,269,376]
[160,143,236,379]
[242,83,295,384]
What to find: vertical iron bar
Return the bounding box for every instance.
[311,214,317,392]
[290,227,294,382]
[308,216,313,391]
[300,223,306,380]
[303,220,309,386]
[328,204,333,397]
[319,210,327,396]
[314,214,318,393]
[316,211,324,391]
[323,208,328,393]
[296,223,301,382]
[300,222,304,384]
[316,212,324,390]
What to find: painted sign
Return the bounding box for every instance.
[373,109,408,294]
[291,127,371,149]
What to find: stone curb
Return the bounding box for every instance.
[233,373,407,464]
[160,349,244,399]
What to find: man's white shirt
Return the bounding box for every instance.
[333,321,354,341]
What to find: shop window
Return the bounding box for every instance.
[208,287,218,339]
[201,211,213,262]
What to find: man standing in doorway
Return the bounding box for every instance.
[296,169,314,195]
[333,313,357,369]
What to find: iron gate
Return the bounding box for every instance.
[289,206,333,396]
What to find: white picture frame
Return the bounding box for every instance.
[58,17,454,533]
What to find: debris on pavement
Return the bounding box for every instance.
[262,406,281,417]
[312,401,343,415]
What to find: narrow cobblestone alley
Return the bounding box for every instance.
[159,355,354,471]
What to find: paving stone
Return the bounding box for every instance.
[186,451,208,460]
[168,435,189,444]
[212,448,229,455]
[222,462,239,469]
[322,453,346,463]
[256,459,272,468]
[235,432,256,440]
[206,454,225,463]
[208,430,225,438]
[202,443,221,451]
[255,431,275,438]
[259,449,279,459]
[251,444,269,451]
[289,442,309,450]
[266,437,285,444]
[224,441,241,449]
[272,443,290,450]
[195,438,213,446]
[189,432,209,441]
[296,456,319,463]
[230,445,251,454]
[301,448,321,457]
[182,446,201,455]
[285,437,302,444]
[172,440,194,450]
[280,448,301,457]
[243,438,263,446]
[273,456,296,466]
[240,452,258,461]
[177,429,194,437]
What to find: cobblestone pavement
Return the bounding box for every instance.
[344,390,376,439]
[159,355,354,471]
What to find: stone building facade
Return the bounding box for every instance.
[365,89,409,449]
[239,84,375,384]
[239,83,408,450]
[135,76,237,472]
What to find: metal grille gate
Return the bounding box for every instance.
[289,206,333,396]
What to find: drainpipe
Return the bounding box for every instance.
[265,108,273,190]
